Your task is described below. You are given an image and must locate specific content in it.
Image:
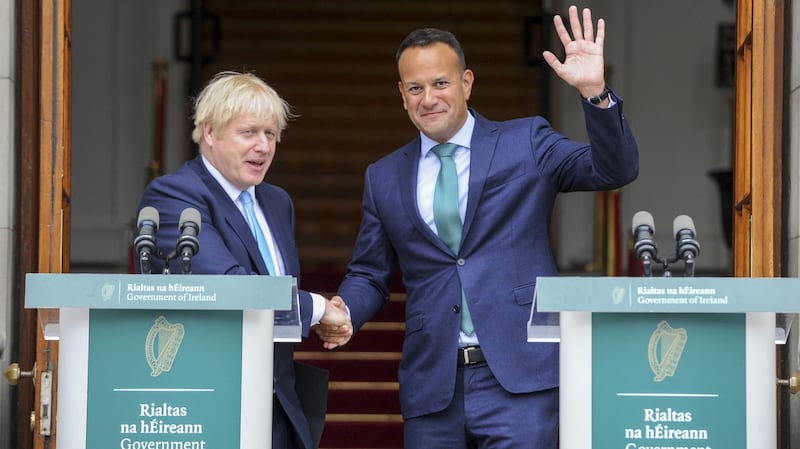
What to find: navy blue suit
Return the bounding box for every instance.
[136,156,320,449]
[339,103,638,427]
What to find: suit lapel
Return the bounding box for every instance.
[398,139,453,252]
[462,112,499,241]
[254,185,296,276]
[189,157,269,274]
[227,200,269,275]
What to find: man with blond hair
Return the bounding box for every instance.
[136,71,351,449]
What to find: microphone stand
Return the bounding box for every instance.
[635,241,697,278]
[140,252,153,275]
[155,245,197,275]
[136,208,201,275]
[634,221,697,278]
[160,249,193,275]
[162,251,176,275]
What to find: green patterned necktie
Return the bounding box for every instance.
[432,143,474,335]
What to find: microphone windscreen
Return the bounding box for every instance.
[672,215,696,238]
[138,206,160,229]
[631,210,654,235]
[179,207,202,232]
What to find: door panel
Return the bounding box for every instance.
[733,0,787,446]
[32,0,71,447]
[12,1,71,448]
[733,0,783,276]
[14,0,43,447]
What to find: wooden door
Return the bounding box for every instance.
[732,0,783,277]
[13,1,71,448]
[733,0,787,446]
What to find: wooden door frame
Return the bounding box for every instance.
[13,0,42,446]
[733,0,786,446]
[733,0,783,277]
[14,0,71,448]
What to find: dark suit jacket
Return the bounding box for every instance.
[338,103,639,420]
[136,156,325,449]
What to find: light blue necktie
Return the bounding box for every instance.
[239,191,276,275]
[432,143,474,335]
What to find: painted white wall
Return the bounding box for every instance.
[0,0,14,446]
[70,0,188,269]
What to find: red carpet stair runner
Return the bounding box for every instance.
[295,293,406,449]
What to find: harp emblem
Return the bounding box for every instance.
[611,286,626,304]
[101,282,115,301]
[648,320,687,382]
[145,315,185,377]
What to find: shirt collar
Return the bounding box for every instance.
[420,111,475,157]
[201,154,256,203]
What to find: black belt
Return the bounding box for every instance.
[457,346,486,367]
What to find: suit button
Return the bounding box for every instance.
[457,258,466,266]
[453,305,461,313]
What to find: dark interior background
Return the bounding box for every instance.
[199,0,549,289]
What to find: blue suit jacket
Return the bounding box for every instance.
[339,102,639,419]
[136,156,318,449]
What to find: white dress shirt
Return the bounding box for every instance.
[415,113,479,346]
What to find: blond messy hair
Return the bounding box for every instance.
[191,71,294,145]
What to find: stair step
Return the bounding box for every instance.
[295,353,400,382]
[320,419,404,449]
[325,413,403,423]
[291,281,407,448]
[327,382,401,414]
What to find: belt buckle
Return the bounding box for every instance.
[461,346,478,365]
[460,348,470,366]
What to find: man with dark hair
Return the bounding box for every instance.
[319,5,638,448]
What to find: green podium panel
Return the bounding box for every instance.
[593,313,746,448]
[26,273,294,449]
[528,276,790,449]
[87,310,243,449]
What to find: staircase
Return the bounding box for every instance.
[296,293,406,449]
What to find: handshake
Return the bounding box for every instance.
[314,295,353,350]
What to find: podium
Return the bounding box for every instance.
[26,272,297,449]
[528,276,798,449]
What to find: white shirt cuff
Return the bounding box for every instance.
[310,292,327,325]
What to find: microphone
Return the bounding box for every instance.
[673,215,700,277]
[176,208,202,274]
[133,207,159,274]
[631,211,657,277]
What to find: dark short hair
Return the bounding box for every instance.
[396,28,466,71]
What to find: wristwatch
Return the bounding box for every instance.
[584,86,610,105]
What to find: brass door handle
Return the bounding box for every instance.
[777,373,800,394]
[3,362,35,386]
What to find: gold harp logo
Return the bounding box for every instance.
[648,320,688,382]
[145,315,185,377]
